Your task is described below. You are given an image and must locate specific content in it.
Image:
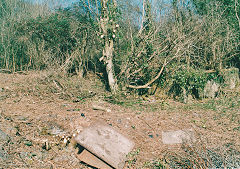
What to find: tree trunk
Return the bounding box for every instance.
[100,0,118,93]
[103,35,118,93]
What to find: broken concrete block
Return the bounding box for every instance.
[204,80,219,98]
[162,129,195,145]
[74,122,135,169]
[221,68,239,89]
[77,149,113,169]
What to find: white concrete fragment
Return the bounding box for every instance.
[74,122,135,169]
[162,129,195,145]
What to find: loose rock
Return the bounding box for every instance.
[162,129,195,145]
[0,129,10,146]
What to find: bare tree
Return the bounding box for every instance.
[99,0,118,93]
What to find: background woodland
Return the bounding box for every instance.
[0,0,239,97]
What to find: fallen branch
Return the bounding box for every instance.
[52,80,73,98]
[127,59,167,89]
[0,69,12,74]
[127,45,181,89]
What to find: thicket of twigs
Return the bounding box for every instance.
[0,0,239,94]
[0,0,239,168]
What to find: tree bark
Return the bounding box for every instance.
[100,0,118,93]
[103,38,118,93]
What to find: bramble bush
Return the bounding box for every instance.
[169,68,224,100]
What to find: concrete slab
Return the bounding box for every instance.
[77,149,113,169]
[162,129,195,145]
[74,122,135,169]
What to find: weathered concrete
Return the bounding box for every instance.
[221,68,239,89]
[0,129,10,146]
[74,122,135,169]
[162,129,195,145]
[0,129,10,161]
[204,80,219,98]
[0,147,8,161]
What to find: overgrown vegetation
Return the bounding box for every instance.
[0,0,239,94]
[0,1,239,167]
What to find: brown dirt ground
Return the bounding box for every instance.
[0,71,239,168]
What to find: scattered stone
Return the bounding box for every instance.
[182,88,194,103]
[221,68,239,89]
[74,122,135,169]
[19,152,29,159]
[53,148,79,166]
[0,129,10,146]
[53,154,69,163]
[193,112,200,118]
[92,104,111,112]
[46,125,66,137]
[162,129,195,145]
[15,115,28,122]
[117,119,122,124]
[204,80,219,98]
[0,130,10,161]
[0,148,8,161]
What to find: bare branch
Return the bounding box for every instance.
[127,59,167,89]
[138,0,145,35]
[235,0,240,29]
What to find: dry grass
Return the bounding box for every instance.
[0,71,239,168]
